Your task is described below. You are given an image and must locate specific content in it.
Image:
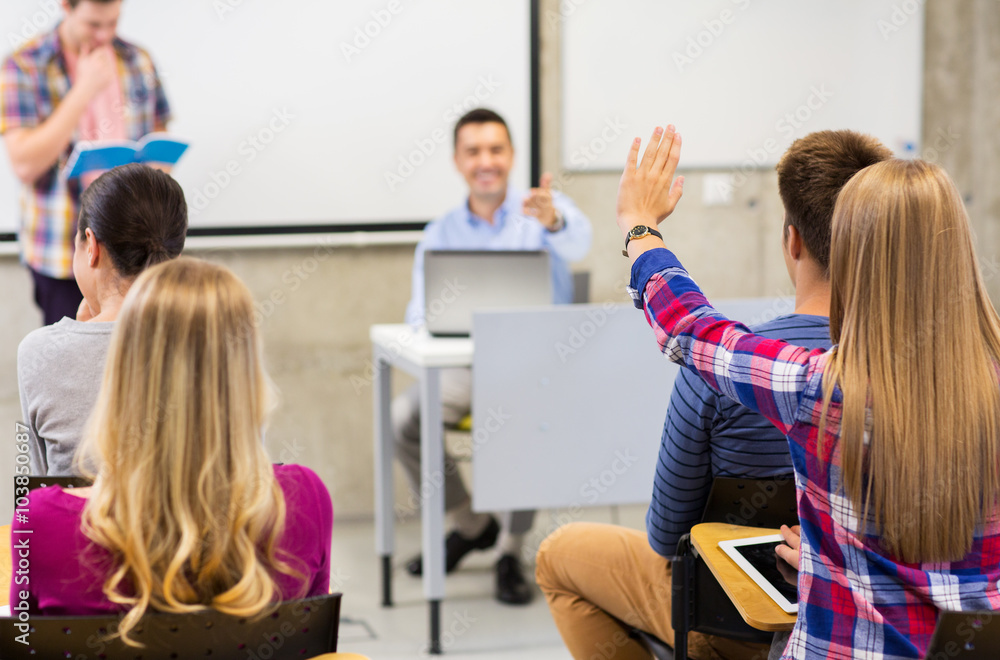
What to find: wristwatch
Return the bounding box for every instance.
[622,225,663,256]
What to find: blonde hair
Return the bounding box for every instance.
[77,257,300,644]
[822,159,1000,562]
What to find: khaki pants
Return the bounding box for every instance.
[536,522,771,660]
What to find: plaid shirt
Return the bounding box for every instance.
[630,248,1000,660]
[0,26,170,278]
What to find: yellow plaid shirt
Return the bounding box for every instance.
[0,27,170,278]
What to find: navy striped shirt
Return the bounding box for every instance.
[645,313,831,556]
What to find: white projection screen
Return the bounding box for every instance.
[0,1,531,236]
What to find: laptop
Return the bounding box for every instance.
[423,250,552,336]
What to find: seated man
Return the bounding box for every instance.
[535,130,892,659]
[394,108,592,604]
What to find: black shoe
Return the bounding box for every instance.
[406,516,500,576]
[495,554,533,605]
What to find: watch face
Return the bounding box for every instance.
[629,226,648,239]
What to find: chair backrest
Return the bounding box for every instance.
[700,475,799,529]
[0,593,341,660]
[13,475,93,508]
[924,611,1000,659]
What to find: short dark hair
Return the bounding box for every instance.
[777,130,893,273]
[453,108,511,148]
[78,164,188,279]
[67,0,120,8]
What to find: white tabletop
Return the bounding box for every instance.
[370,324,473,368]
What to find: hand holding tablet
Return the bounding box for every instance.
[719,534,799,614]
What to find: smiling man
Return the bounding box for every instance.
[395,108,592,605]
[1,0,171,325]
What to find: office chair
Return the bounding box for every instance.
[633,476,799,660]
[0,593,344,660]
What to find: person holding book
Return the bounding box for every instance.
[0,0,171,325]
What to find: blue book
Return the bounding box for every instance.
[63,133,189,180]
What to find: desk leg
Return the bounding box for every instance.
[420,367,446,654]
[373,350,395,607]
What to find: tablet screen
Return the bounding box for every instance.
[730,540,798,604]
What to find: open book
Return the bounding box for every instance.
[64,133,189,180]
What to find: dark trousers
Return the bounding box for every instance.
[31,269,83,326]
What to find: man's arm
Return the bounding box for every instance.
[1,44,116,184]
[645,369,718,557]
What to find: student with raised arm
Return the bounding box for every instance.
[0,0,171,324]
[11,258,333,646]
[536,130,892,660]
[617,127,1000,659]
[18,163,186,475]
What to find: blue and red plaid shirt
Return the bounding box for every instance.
[631,248,1000,660]
[0,26,170,278]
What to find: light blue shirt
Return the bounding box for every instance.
[405,188,592,326]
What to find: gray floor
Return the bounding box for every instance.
[334,505,649,659]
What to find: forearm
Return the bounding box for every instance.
[6,85,92,184]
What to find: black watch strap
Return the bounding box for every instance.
[623,226,663,256]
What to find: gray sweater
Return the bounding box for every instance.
[17,318,114,475]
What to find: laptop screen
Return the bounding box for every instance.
[423,250,552,336]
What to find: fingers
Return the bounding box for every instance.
[639,127,662,172]
[539,172,553,190]
[651,125,676,173]
[668,175,685,209]
[779,524,801,550]
[624,137,640,172]
[774,544,800,574]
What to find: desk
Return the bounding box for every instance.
[370,324,472,655]
[690,523,796,632]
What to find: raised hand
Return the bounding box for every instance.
[522,172,560,230]
[75,43,117,100]
[616,126,684,239]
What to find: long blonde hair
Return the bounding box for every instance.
[822,159,1000,563]
[77,257,300,643]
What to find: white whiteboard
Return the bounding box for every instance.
[561,0,924,170]
[0,0,531,234]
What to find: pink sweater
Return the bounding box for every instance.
[10,464,333,614]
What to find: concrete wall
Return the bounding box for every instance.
[1,0,997,524]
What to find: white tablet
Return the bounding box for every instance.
[718,534,799,614]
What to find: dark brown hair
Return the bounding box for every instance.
[78,164,187,278]
[453,108,511,148]
[776,130,893,274]
[67,0,120,7]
